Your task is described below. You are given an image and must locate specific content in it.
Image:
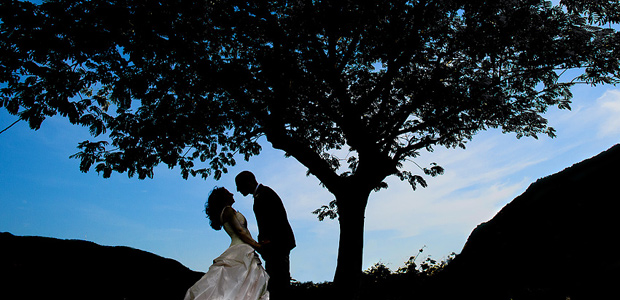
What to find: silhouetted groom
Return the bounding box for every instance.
[235,171,296,300]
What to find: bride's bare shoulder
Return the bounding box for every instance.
[221,206,236,223]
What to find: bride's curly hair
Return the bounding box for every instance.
[204,187,229,230]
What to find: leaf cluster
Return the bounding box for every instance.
[1,0,261,179]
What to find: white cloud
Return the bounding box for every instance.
[364,140,534,239]
[596,89,620,138]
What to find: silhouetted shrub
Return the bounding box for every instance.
[289,249,456,300]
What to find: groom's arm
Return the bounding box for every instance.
[256,187,294,247]
[254,187,281,241]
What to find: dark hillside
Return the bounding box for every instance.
[0,232,203,300]
[443,144,620,299]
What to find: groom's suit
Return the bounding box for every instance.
[253,184,295,299]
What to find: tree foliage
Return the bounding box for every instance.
[3,0,618,185]
[2,0,619,292]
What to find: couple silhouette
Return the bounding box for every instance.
[184,171,296,300]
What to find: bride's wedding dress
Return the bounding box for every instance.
[184,208,269,300]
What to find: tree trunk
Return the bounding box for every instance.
[332,186,371,299]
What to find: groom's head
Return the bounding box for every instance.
[235,171,258,196]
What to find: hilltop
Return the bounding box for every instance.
[0,232,203,300]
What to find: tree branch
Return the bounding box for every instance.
[0,118,21,135]
[263,116,341,192]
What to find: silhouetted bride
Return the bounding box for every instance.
[184,187,269,300]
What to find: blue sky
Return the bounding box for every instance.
[2,83,619,283]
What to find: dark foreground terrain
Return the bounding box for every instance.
[0,232,203,300]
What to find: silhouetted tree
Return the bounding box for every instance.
[2,0,619,295]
